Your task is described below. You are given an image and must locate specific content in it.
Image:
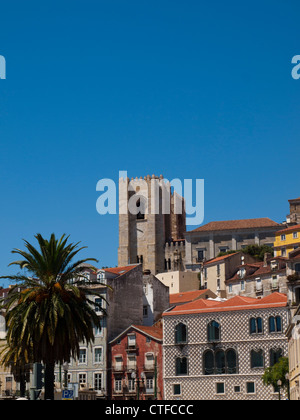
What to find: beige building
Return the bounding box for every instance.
[200,252,257,298]
[286,304,300,400]
[185,218,282,271]
[118,175,185,275]
[156,270,200,294]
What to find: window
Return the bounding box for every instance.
[175,323,187,344]
[145,353,155,369]
[146,377,154,394]
[269,316,282,333]
[127,355,136,370]
[94,373,102,391]
[173,384,181,396]
[95,297,103,313]
[228,284,233,293]
[270,349,283,366]
[207,320,220,342]
[114,356,123,371]
[246,382,255,394]
[79,348,87,364]
[217,265,221,276]
[256,278,262,291]
[234,386,241,393]
[115,378,122,392]
[203,349,237,375]
[241,280,245,291]
[175,357,188,376]
[293,232,298,239]
[215,350,225,374]
[197,250,204,261]
[295,263,300,273]
[281,248,287,257]
[226,349,237,374]
[94,347,103,364]
[143,305,148,318]
[251,349,264,369]
[204,350,215,375]
[216,382,225,395]
[128,334,136,348]
[128,375,135,392]
[136,197,146,220]
[272,275,278,289]
[79,373,87,385]
[281,234,286,241]
[250,317,263,335]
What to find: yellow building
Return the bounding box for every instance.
[274,224,300,258]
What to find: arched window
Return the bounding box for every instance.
[136,196,147,220]
[175,357,188,376]
[203,349,238,375]
[207,320,220,342]
[270,348,283,366]
[203,350,214,375]
[250,317,263,335]
[226,349,237,374]
[269,316,282,333]
[175,323,187,344]
[215,350,225,374]
[251,349,264,369]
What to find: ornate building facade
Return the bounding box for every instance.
[162,293,289,400]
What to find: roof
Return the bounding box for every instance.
[289,197,300,202]
[102,264,139,276]
[163,292,288,316]
[226,259,287,283]
[109,324,163,344]
[203,252,240,266]
[277,224,300,234]
[169,289,213,305]
[131,325,163,340]
[188,218,280,233]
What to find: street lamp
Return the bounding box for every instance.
[277,380,282,401]
[131,371,146,400]
[63,362,69,389]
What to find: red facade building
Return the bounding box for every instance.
[109,324,163,400]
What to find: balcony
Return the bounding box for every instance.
[144,362,155,372]
[112,364,125,373]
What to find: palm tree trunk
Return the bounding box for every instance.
[20,373,26,398]
[44,363,55,400]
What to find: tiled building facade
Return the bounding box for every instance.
[163,294,289,400]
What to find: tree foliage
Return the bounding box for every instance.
[0,233,108,400]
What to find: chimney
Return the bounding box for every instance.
[264,253,272,267]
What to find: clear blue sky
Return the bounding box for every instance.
[0,0,300,286]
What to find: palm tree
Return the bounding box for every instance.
[0,233,108,400]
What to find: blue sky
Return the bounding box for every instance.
[0,0,300,286]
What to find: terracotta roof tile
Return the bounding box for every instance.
[204,252,240,266]
[102,265,139,276]
[131,325,163,340]
[277,224,300,234]
[164,292,287,316]
[189,218,280,233]
[170,289,211,305]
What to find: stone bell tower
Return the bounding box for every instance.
[118,174,186,275]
